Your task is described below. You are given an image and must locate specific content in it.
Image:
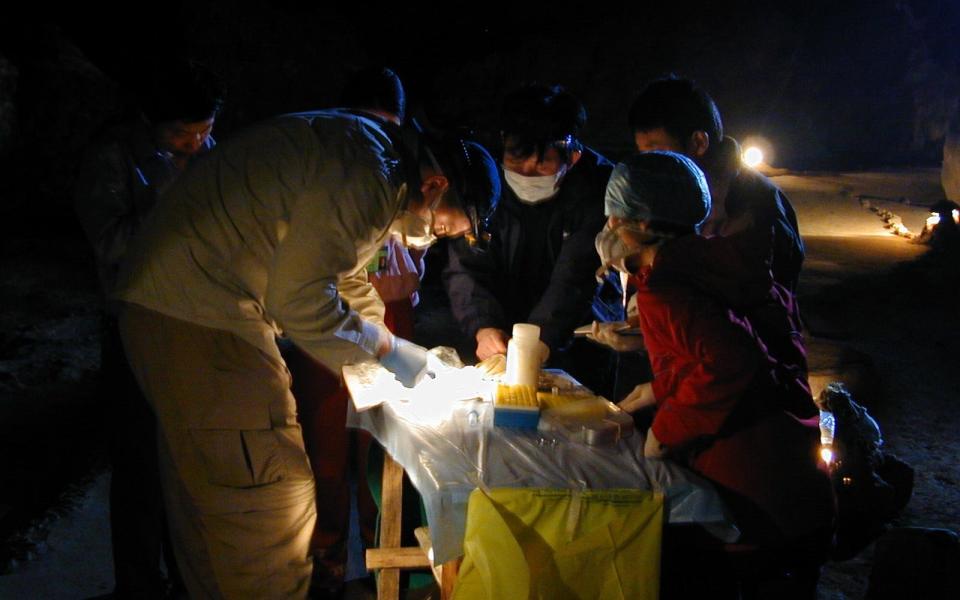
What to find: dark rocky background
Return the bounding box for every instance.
[1,1,959,218]
[0,0,958,595]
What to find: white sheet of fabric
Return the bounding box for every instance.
[115,111,402,371]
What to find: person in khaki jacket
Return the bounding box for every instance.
[114,108,499,599]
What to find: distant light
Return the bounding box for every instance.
[820,446,834,466]
[927,212,941,229]
[742,146,764,168]
[954,209,960,223]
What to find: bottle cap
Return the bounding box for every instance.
[512,323,541,344]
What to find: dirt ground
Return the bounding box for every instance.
[0,169,958,598]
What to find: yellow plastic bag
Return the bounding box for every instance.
[452,488,663,600]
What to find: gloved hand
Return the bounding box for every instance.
[380,336,434,388]
[586,321,646,353]
[476,353,507,376]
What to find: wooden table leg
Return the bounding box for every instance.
[439,557,461,600]
[376,453,404,600]
[366,453,437,598]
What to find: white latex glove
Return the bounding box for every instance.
[586,321,646,353]
[475,327,509,360]
[617,382,656,413]
[476,353,507,376]
[380,337,435,388]
[643,427,668,458]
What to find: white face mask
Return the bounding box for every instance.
[503,167,566,204]
[594,222,644,279]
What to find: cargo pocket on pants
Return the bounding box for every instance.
[190,428,285,488]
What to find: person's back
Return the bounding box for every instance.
[637,233,832,544]
[281,66,422,595]
[117,110,403,367]
[115,100,501,597]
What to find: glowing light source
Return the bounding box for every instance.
[401,367,496,426]
[891,222,912,237]
[742,146,764,168]
[927,212,941,229]
[819,446,834,466]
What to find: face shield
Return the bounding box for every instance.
[392,182,443,251]
[594,221,656,279]
[594,223,640,281]
[432,136,499,252]
[391,120,499,252]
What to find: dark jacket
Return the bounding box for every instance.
[443,148,614,351]
[709,137,804,293]
[635,233,834,545]
[74,118,214,296]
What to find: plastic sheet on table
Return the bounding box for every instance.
[346,363,738,564]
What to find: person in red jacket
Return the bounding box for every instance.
[596,151,835,595]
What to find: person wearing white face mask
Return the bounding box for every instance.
[444,84,622,394]
[500,161,569,204]
[112,104,498,598]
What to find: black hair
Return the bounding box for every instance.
[412,129,500,243]
[340,66,406,123]
[500,83,586,162]
[627,76,723,150]
[387,114,499,243]
[141,58,225,124]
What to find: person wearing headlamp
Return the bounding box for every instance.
[111,106,498,598]
[444,83,618,391]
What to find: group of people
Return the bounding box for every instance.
[75,60,835,599]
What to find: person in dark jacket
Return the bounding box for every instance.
[444,84,617,391]
[628,76,804,293]
[74,57,223,599]
[598,151,835,594]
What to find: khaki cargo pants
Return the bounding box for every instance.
[119,303,316,599]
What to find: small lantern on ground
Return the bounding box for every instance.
[921,199,960,250]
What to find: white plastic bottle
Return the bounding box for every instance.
[504,323,542,388]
